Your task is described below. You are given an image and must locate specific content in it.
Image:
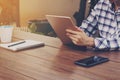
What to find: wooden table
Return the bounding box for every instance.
[0,30,119,80]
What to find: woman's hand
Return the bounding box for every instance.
[113,0,120,10]
[66,27,95,47]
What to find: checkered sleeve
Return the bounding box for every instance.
[93,0,120,51]
[94,38,120,50]
[80,9,98,37]
[94,9,120,50]
[79,0,102,37]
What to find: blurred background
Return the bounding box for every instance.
[0,0,91,37]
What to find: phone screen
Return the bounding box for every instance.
[74,56,109,67]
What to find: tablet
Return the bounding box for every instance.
[46,15,76,44]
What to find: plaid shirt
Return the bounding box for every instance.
[80,0,120,50]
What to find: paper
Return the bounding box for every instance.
[0,40,44,51]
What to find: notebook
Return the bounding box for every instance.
[46,15,76,44]
[0,40,44,51]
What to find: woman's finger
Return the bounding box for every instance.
[74,26,83,32]
[66,29,82,35]
[66,33,81,39]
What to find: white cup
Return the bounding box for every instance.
[0,25,13,43]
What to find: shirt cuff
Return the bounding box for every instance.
[94,38,109,50]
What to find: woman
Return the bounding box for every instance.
[66,0,120,50]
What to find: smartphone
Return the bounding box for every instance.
[74,56,109,67]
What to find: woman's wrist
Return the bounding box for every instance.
[86,37,95,47]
